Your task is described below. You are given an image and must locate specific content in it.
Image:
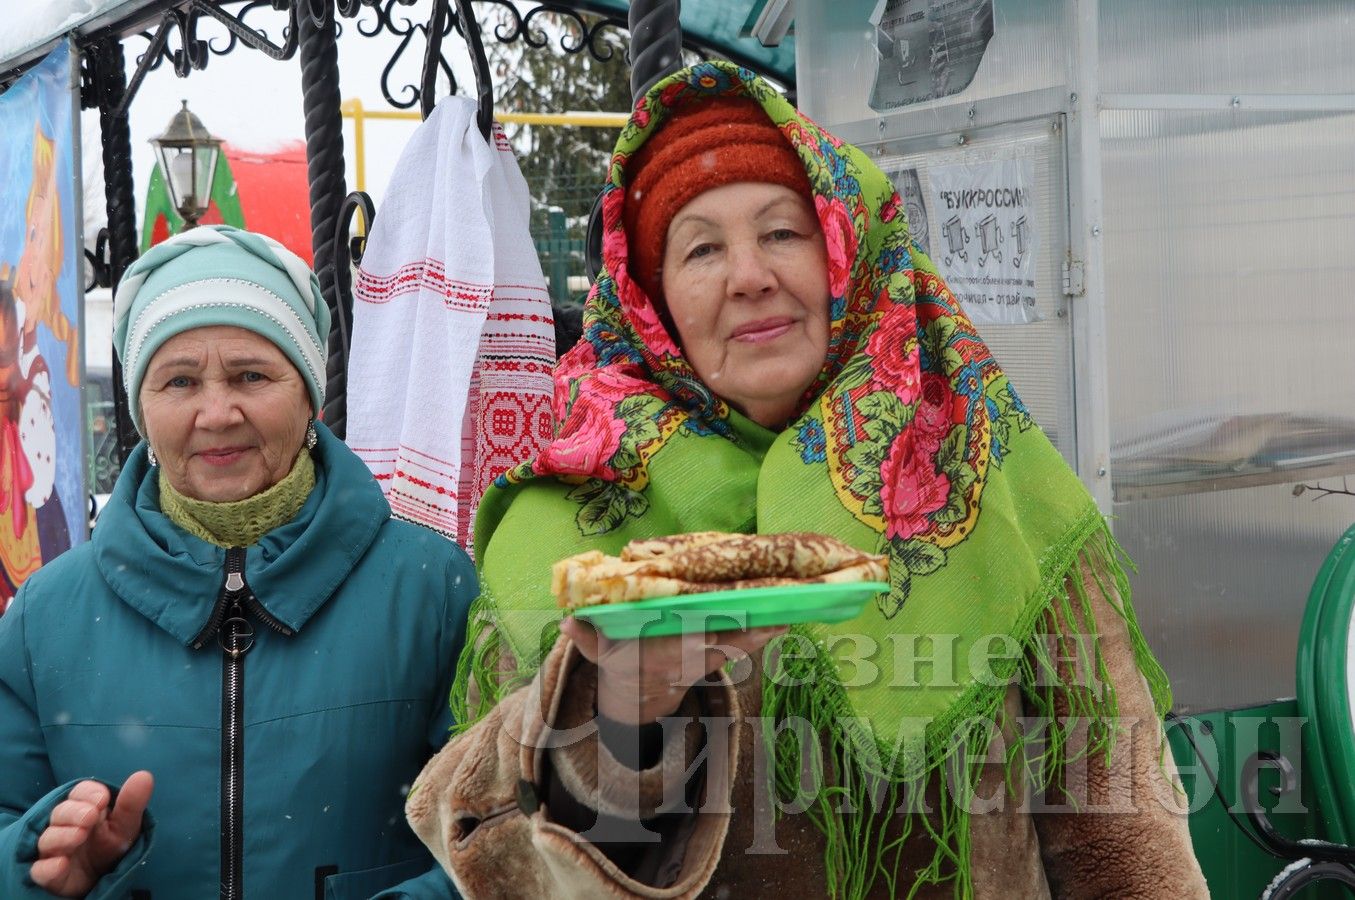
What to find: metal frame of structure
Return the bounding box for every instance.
[0,0,771,457]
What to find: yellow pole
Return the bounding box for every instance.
[341,98,367,195]
[339,103,628,129]
[498,111,629,128]
[337,102,626,235]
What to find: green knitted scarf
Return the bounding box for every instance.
[456,62,1170,899]
[159,451,316,548]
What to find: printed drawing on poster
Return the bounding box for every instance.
[925,157,1041,325]
[0,42,85,614]
[883,166,931,257]
[869,0,995,111]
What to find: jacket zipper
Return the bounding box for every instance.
[189,547,293,900]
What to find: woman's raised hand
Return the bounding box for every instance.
[30,771,154,897]
[559,617,786,725]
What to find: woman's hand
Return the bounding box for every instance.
[559,617,786,726]
[30,771,154,897]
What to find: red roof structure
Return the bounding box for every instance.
[143,140,312,264]
[223,141,312,264]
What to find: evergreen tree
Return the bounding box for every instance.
[487,10,631,224]
[473,6,703,352]
[481,10,628,282]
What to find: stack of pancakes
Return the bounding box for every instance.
[552,531,888,610]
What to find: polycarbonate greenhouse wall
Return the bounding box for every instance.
[795,0,1355,713]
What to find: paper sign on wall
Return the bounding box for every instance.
[869,0,995,111]
[926,158,1041,325]
[885,167,931,257]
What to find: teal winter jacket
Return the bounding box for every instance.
[0,424,474,899]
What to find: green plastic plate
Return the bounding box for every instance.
[569,581,888,640]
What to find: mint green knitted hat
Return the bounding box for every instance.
[113,225,329,435]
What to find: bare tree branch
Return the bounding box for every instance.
[1294,477,1355,501]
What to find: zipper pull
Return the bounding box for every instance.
[220,548,252,658]
[189,548,251,651]
[220,615,255,659]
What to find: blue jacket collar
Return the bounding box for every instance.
[93,423,391,645]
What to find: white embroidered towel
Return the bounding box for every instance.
[347,96,555,551]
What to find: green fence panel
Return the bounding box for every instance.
[1169,700,1350,899]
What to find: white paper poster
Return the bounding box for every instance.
[926,158,1040,325]
[869,0,995,111]
[885,166,931,257]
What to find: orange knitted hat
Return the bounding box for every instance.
[623,97,813,302]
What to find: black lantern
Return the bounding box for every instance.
[150,100,222,229]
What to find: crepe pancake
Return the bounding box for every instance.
[552,532,889,610]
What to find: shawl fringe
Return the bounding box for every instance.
[758,508,1169,898]
[448,507,1171,900]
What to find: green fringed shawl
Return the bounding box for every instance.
[456,61,1171,899]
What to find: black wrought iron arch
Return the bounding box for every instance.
[9,0,793,451]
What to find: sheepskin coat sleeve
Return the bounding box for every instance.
[1030,557,1209,898]
[408,554,1208,899]
[406,638,739,899]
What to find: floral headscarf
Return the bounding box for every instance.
[459,62,1168,899]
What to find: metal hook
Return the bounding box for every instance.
[419,0,493,140]
[454,0,493,140]
[331,190,376,383]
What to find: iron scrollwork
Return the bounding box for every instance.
[358,1,628,118]
[477,2,628,61]
[355,0,454,111]
[115,0,301,117]
[84,229,113,292]
[203,1,303,59]
[329,190,376,380]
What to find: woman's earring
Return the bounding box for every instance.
[305,421,318,450]
[147,446,158,467]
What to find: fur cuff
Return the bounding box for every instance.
[545,653,721,819]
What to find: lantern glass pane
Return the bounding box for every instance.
[193,145,218,212]
[154,144,180,213]
[169,151,195,211]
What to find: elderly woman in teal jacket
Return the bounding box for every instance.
[0,226,472,899]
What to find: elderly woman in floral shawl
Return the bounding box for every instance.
[407,62,1207,899]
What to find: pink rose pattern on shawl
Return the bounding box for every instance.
[495,62,1035,573]
[533,390,627,479]
[552,341,598,423]
[913,374,953,456]
[880,433,951,541]
[864,310,920,403]
[600,188,630,291]
[816,195,858,300]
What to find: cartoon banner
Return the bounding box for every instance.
[0,41,85,612]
